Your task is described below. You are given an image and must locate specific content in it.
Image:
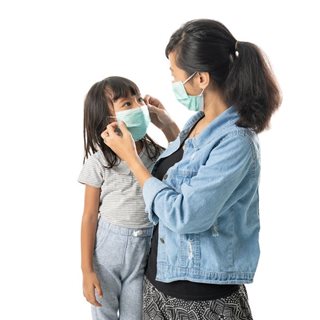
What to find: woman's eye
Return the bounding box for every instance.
[138,97,144,103]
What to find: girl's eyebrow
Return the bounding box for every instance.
[115,97,129,103]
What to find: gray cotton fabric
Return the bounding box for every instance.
[78,145,156,228]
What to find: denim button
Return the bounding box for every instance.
[163,174,168,180]
[160,237,165,243]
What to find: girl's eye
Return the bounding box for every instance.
[123,102,131,107]
[138,97,144,103]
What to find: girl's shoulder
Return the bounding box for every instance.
[92,149,108,165]
[83,149,108,168]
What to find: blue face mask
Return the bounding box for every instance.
[172,72,204,112]
[115,105,151,141]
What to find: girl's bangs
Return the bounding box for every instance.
[107,77,141,101]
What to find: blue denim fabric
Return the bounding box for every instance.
[143,106,260,284]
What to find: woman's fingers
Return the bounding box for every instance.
[108,121,129,136]
[144,95,164,110]
[101,121,123,142]
[144,94,151,105]
[101,121,133,153]
[116,121,133,138]
[106,121,119,135]
[147,104,157,113]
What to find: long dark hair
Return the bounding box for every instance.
[166,19,281,133]
[83,76,162,167]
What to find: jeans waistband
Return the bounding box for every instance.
[98,216,153,237]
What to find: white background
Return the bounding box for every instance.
[0,0,319,319]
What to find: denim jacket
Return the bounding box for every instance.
[143,106,261,284]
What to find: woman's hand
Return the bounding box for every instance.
[144,95,173,130]
[144,95,180,142]
[83,271,103,307]
[101,121,139,165]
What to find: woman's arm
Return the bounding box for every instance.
[161,121,180,143]
[81,185,103,306]
[143,134,256,234]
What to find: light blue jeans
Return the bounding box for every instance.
[91,217,153,320]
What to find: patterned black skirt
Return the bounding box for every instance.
[143,277,253,320]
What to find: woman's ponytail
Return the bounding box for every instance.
[225,42,282,133]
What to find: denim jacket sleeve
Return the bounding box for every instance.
[143,131,256,234]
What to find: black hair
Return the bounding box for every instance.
[83,76,163,167]
[166,19,281,133]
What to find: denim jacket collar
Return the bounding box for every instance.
[153,106,240,172]
[180,106,240,149]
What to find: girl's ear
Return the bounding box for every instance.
[198,72,210,90]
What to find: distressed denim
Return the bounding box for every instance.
[143,106,261,284]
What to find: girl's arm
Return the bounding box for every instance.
[81,185,103,307]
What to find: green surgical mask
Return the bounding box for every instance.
[115,105,150,141]
[172,72,204,111]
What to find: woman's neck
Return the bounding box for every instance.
[188,90,228,139]
[202,89,228,122]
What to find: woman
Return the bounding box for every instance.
[102,19,281,320]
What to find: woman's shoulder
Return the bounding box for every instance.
[218,126,260,162]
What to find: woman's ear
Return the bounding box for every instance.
[198,72,210,90]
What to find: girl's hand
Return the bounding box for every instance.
[101,121,139,165]
[83,271,103,307]
[144,94,175,130]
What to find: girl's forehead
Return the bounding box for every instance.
[111,87,140,101]
[105,86,140,102]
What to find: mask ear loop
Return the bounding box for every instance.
[183,72,205,96]
[197,72,206,96]
[182,72,197,84]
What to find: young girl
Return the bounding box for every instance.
[78,76,178,320]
